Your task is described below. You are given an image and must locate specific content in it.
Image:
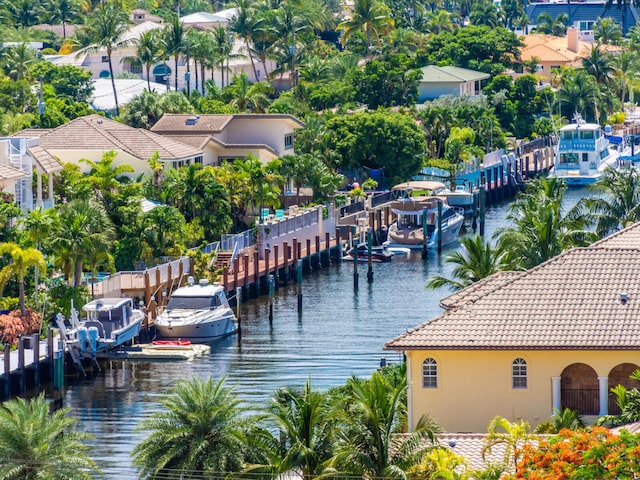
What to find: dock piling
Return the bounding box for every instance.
[268,275,275,322]
[3,344,10,399]
[32,333,40,387]
[367,228,373,283]
[353,239,359,291]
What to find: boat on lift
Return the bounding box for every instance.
[385,181,465,250]
[343,243,394,262]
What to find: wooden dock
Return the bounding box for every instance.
[0,328,65,402]
[221,231,343,299]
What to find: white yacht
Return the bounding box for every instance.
[155,277,238,343]
[548,116,626,186]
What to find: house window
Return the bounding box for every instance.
[284,133,293,150]
[422,358,437,388]
[129,63,142,74]
[194,156,203,164]
[101,56,109,63]
[512,358,527,389]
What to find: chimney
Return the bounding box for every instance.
[567,26,579,53]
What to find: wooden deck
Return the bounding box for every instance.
[222,232,342,295]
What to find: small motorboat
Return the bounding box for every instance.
[343,243,393,262]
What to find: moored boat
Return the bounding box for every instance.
[385,182,465,250]
[55,298,144,371]
[155,277,238,343]
[548,115,627,186]
[343,243,394,262]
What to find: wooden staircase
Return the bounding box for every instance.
[215,251,234,271]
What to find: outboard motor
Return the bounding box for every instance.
[77,327,88,355]
[88,327,99,357]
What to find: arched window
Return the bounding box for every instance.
[422,358,437,388]
[512,358,527,389]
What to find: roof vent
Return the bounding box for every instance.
[185,116,199,126]
[621,292,629,304]
[187,276,195,286]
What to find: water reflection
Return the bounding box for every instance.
[62,193,587,478]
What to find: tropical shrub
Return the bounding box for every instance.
[506,427,640,479]
[0,309,42,345]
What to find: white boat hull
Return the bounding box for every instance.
[156,315,238,343]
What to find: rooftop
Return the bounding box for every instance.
[420,65,491,83]
[15,115,202,163]
[151,113,305,135]
[386,223,640,351]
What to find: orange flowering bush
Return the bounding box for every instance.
[505,427,640,479]
[0,309,42,346]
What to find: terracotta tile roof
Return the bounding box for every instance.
[27,146,63,174]
[13,129,51,138]
[33,115,202,162]
[591,222,640,249]
[520,34,590,63]
[150,113,305,134]
[0,164,28,181]
[435,433,542,472]
[440,271,526,310]
[151,114,233,134]
[162,134,210,149]
[386,225,640,350]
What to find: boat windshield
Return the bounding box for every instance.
[167,295,220,310]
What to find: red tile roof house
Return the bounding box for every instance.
[385,221,640,435]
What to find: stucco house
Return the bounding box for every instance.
[14,114,203,176]
[417,66,490,103]
[516,28,594,80]
[385,222,640,433]
[150,113,305,166]
[0,137,61,213]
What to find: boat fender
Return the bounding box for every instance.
[88,327,99,356]
[77,327,88,354]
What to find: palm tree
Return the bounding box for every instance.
[534,12,554,34]
[84,0,130,116]
[19,207,55,305]
[1,43,35,80]
[582,44,614,85]
[161,16,185,91]
[0,242,46,314]
[132,376,250,479]
[51,199,115,288]
[143,205,185,255]
[231,0,260,81]
[212,25,233,89]
[328,371,440,478]
[496,177,595,270]
[470,0,500,27]
[482,416,534,469]
[45,0,81,39]
[130,30,161,91]
[0,394,100,479]
[226,72,272,112]
[79,150,134,206]
[579,167,640,237]
[188,29,213,95]
[424,10,454,34]
[336,0,394,50]
[408,447,470,479]
[251,379,335,479]
[594,17,623,45]
[613,50,639,105]
[426,235,508,291]
[557,69,600,122]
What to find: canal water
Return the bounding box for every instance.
[63,191,585,479]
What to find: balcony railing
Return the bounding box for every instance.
[561,388,599,415]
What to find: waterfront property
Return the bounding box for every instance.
[150,113,305,166]
[385,221,640,433]
[13,114,203,176]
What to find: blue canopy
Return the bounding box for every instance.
[606,135,623,144]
